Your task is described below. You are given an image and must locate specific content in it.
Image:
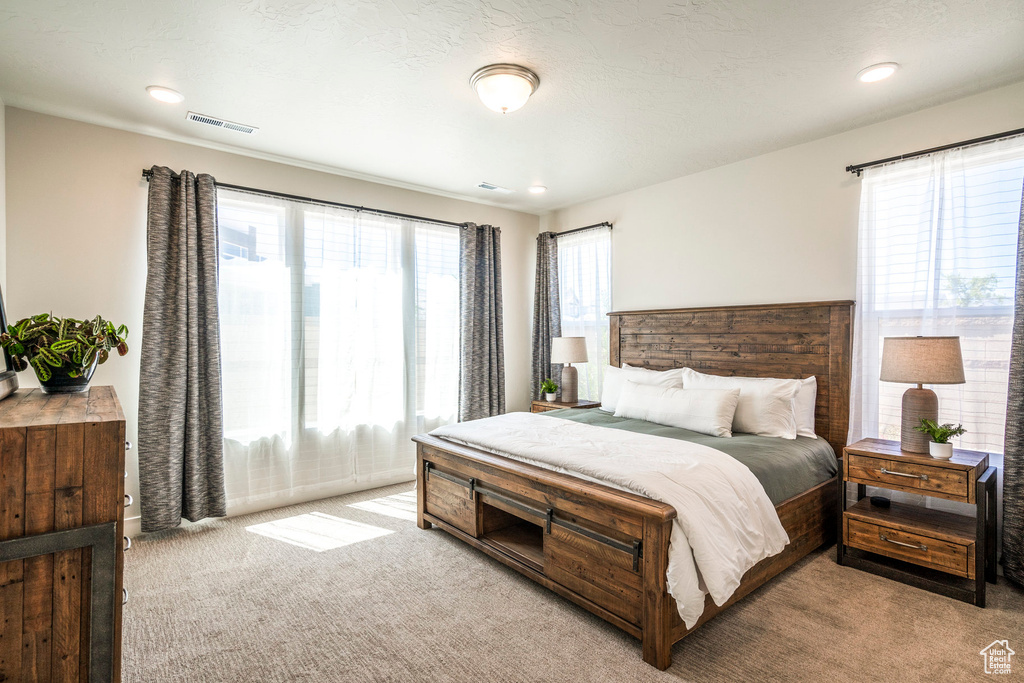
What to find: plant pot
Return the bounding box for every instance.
[35,357,99,394]
[544,393,558,402]
[929,441,953,460]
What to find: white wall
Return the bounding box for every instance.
[545,80,1024,312]
[4,108,539,535]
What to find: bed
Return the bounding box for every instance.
[413,300,853,669]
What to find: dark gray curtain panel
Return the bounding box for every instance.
[1004,179,1024,587]
[459,223,505,421]
[139,166,226,532]
[531,232,561,399]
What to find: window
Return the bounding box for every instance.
[217,189,459,514]
[558,226,612,400]
[850,135,1024,455]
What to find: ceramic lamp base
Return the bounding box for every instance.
[900,386,937,454]
[560,365,578,404]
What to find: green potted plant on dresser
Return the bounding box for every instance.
[914,419,967,459]
[0,313,129,393]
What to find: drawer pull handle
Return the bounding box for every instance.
[123,536,132,551]
[124,493,134,508]
[879,533,927,551]
[122,588,128,606]
[880,468,928,481]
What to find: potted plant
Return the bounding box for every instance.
[0,314,129,394]
[540,378,559,402]
[914,419,966,459]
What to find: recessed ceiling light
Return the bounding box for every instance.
[146,85,184,103]
[470,64,540,114]
[528,185,547,194]
[857,63,899,83]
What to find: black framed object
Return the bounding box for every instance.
[0,283,19,400]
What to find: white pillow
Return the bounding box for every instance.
[614,381,741,437]
[680,368,801,439]
[795,377,818,439]
[601,365,684,412]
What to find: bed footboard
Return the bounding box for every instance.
[414,435,678,668]
[414,434,837,670]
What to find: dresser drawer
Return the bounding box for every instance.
[846,454,971,502]
[845,517,973,578]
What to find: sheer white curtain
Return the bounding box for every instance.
[558,226,612,401]
[850,136,1024,462]
[217,190,459,515]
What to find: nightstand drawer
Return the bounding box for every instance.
[846,454,970,502]
[845,517,972,578]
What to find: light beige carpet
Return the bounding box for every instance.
[123,482,1023,682]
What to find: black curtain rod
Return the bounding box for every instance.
[141,169,466,228]
[555,221,613,237]
[846,126,1024,176]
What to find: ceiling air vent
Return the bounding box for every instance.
[186,111,259,135]
[477,181,513,195]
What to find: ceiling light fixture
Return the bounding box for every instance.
[146,85,185,103]
[857,63,899,83]
[528,185,547,194]
[470,64,540,114]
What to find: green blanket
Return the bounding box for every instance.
[542,408,837,505]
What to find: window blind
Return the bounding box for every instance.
[216,189,459,514]
[850,135,1024,456]
[558,226,612,401]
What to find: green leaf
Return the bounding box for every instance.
[51,339,76,353]
[30,357,51,382]
[37,347,64,367]
[116,324,128,337]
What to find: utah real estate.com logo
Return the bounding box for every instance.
[980,640,1014,674]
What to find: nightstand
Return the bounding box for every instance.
[530,399,602,413]
[837,437,997,606]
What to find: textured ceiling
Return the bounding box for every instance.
[1,1,1023,213]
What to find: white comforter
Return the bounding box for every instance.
[430,412,789,628]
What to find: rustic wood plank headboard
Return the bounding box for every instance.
[608,300,854,456]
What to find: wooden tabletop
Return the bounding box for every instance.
[0,386,125,428]
[845,437,988,471]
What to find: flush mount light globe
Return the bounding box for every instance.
[528,185,547,194]
[857,63,899,83]
[470,64,540,114]
[146,85,185,103]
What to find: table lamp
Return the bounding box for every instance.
[551,337,588,403]
[879,336,966,453]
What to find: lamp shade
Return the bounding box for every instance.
[551,337,588,364]
[879,336,966,385]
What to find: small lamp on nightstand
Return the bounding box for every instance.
[551,337,588,404]
[880,336,966,453]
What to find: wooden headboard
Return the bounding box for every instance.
[609,300,854,456]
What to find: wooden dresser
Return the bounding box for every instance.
[838,437,996,605]
[0,387,127,682]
